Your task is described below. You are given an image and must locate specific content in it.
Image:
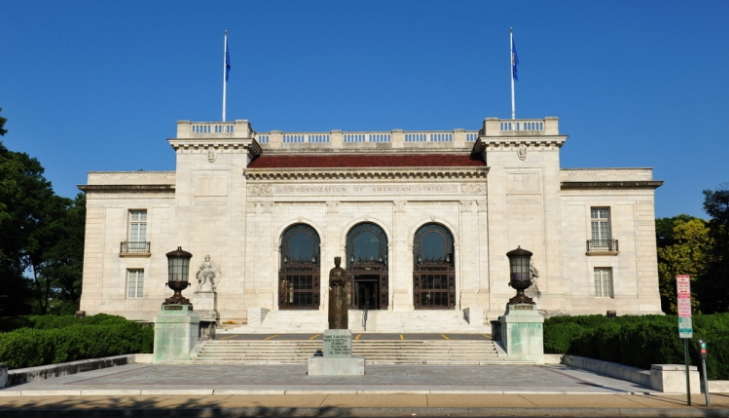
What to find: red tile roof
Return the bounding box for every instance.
[247,154,485,168]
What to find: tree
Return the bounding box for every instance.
[0,108,7,136]
[0,130,85,315]
[36,193,86,314]
[656,216,712,313]
[700,184,729,312]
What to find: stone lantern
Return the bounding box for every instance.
[154,246,200,363]
[163,246,193,306]
[499,245,544,364]
[506,246,534,305]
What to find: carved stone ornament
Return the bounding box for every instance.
[207,146,217,163]
[247,184,272,197]
[461,183,486,194]
[517,144,528,161]
[525,260,542,300]
[395,200,407,212]
[196,255,222,292]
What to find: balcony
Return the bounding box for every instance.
[586,239,619,256]
[120,241,151,257]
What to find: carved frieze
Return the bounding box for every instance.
[195,176,227,197]
[507,173,540,194]
[247,184,273,197]
[461,183,486,194]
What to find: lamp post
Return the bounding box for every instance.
[506,246,534,305]
[164,246,193,306]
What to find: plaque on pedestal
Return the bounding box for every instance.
[307,257,365,376]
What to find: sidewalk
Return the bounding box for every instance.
[1,363,728,417]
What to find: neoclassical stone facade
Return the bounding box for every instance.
[79,117,663,332]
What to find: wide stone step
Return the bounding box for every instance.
[190,338,505,365]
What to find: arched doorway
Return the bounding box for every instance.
[346,223,389,310]
[279,224,320,309]
[413,223,455,309]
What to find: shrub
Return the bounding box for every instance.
[0,314,153,369]
[544,313,729,379]
[544,322,584,354]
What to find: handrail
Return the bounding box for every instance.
[362,300,369,331]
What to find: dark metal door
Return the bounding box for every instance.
[279,264,320,309]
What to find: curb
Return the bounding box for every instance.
[0,406,728,418]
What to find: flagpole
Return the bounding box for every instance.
[222,30,228,122]
[510,27,516,120]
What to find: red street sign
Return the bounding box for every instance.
[676,275,691,296]
[677,297,692,317]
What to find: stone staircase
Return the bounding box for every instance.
[189,339,529,365]
[222,310,491,334]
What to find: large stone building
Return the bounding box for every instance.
[79,117,663,333]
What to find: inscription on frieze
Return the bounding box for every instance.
[272,184,460,195]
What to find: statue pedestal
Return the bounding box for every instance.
[500,304,544,364]
[153,304,199,363]
[192,290,218,340]
[308,329,365,376]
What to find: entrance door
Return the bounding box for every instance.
[345,223,389,310]
[354,276,379,310]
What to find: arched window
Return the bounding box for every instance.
[279,224,320,309]
[413,223,455,309]
[346,223,389,310]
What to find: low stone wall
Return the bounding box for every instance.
[563,354,651,387]
[2,355,135,388]
[563,355,709,394]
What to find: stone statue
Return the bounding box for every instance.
[328,257,348,329]
[196,255,222,292]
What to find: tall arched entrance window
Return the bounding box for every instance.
[413,223,455,309]
[346,223,389,310]
[279,224,320,309]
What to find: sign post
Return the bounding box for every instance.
[676,275,692,406]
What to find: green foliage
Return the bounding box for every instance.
[545,314,729,380]
[543,322,584,354]
[0,139,85,315]
[0,314,153,369]
[655,216,711,313]
[0,108,7,136]
[700,185,729,313]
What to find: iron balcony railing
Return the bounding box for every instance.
[120,241,151,254]
[586,239,619,252]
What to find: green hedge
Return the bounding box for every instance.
[0,314,154,369]
[544,313,729,380]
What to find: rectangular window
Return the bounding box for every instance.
[594,267,613,298]
[590,207,611,248]
[127,269,144,298]
[128,210,147,252]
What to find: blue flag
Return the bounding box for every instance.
[512,38,519,81]
[225,38,231,82]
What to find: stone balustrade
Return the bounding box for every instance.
[175,118,562,148]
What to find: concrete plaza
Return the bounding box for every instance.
[2,363,728,417]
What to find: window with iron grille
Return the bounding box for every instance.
[128,210,147,252]
[127,269,144,298]
[594,267,613,298]
[279,224,320,309]
[413,223,455,309]
[590,208,611,248]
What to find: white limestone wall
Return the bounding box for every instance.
[241,182,488,318]
[80,188,175,320]
[172,147,252,323]
[560,187,662,315]
[484,143,565,320]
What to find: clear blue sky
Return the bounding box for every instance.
[1,1,727,219]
